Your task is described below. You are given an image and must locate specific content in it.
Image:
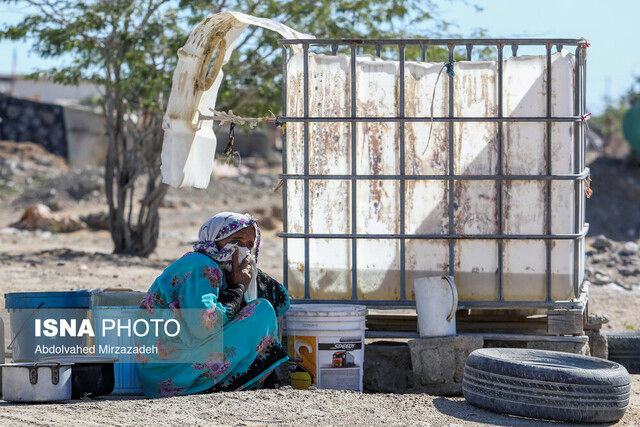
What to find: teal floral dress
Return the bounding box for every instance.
[135,252,290,398]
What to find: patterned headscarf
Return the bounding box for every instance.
[193,212,262,302]
[193,212,261,264]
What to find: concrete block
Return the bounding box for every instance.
[408,335,484,395]
[363,342,413,393]
[584,313,610,331]
[525,340,590,355]
[586,329,609,359]
[547,308,584,335]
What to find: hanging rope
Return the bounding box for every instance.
[202,108,286,184]
[222,123,241,165]
[580,111,592,137]
[580,112,593,198]
[422,60,455,155]
[585,175,593,198]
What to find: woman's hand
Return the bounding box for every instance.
[229,249,251,290]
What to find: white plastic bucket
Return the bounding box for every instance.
[92,307,142,395]
[414,276,458,337]
[285,304,367,392]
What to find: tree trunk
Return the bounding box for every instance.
[104,105,168,257]
[106,171,168,257]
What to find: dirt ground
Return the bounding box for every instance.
[0,376,637,426]
[0,144,639,425]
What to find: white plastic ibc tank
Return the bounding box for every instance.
[284,50,584,303]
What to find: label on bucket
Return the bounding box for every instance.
[318,337,362,391]
[288,335,317,386]
[288,334,363,391]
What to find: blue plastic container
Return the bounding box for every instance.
[91,290,145,395]
[5,291,91,362]
[93,306,143,395]
[6,291,91,309]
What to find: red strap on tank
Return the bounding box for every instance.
[585,176,593,199]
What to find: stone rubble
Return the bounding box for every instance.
[586,234,640,290]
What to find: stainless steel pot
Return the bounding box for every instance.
[1,361,73,402]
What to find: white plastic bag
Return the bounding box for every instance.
[161,11,312,188]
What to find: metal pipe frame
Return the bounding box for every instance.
[399,44,407,299]
[278,38,588,310]
[546,43,553,302]
[281,45,289,291]
[497,43,504,302]
[280,38,587,46]
[279,225,588,240]
[278,171,589,180]
[290,298,583,309]
[350,44,358,301]
[275,116,587,122]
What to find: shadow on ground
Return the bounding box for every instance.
[432,396,562,426]
[586,156,640,241]
[0,248,169,269]
[0,395,147,407]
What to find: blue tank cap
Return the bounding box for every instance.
[5,291,92,309]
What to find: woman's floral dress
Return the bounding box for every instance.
[135,252,289,398]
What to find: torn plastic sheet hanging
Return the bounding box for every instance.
[160,12,312,188]
[284,48,585,304]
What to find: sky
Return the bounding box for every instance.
[1,0,639,114]
[438,0,640,113]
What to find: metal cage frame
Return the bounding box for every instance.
[276,38,589,309]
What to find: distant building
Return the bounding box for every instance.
[0,75,107,168]
[0,74,101,106]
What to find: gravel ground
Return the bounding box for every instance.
[0,377,638,426]
[0,145,639,424]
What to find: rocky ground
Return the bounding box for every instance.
[586,156,640,241]
[0,377,639,426]
[0,141,638,424]
[583,155,640,300]
[586,236,640,291]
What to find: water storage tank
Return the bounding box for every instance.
[284,50,585,304]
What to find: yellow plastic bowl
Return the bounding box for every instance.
[290,371,312,390]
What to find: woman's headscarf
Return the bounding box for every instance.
[193,212,261,301]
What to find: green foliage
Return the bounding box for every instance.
[0,0,480,254]
[591,100,629,144]
[591,76,640,155]
[1,0,482,118]
[2,0,184,115]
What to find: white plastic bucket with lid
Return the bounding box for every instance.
[285,304,367,392]
[414,275,458,337]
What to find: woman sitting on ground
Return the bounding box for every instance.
[135,212,290,398]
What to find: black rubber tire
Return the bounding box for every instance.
[462,348,630,423]
[605,331,640,374]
